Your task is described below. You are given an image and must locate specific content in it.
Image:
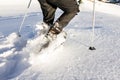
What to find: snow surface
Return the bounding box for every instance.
[0,0,40,16]
[0,0,120,80]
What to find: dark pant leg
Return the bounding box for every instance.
[38,0,57,25]
[48,0,79,28]
[57,9,79,28]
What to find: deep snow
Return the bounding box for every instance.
[0,0,120,80]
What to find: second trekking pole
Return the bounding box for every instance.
[89,0,96,50]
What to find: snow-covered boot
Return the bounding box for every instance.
[35,22,67,52]
[49,22,62,35]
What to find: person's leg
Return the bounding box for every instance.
[38,0,57,25]
[47,0,79,34]
[56,0,80,28]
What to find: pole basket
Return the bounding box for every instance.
[89,46,96,50]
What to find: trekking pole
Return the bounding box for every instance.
[18,0,32,37]
[89,0,96,50]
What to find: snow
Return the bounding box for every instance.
[0,0,40,16]
[0,0,120,80]
[82,0,120,16]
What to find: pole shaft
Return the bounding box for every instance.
[91,0,96,46]
[18,0,32,34]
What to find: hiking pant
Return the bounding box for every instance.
[38,0,79,28]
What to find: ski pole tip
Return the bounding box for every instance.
[18,34,21,37]
[89,46,96,50]
[17,32,21,37]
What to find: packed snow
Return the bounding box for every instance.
[0,0,120,80]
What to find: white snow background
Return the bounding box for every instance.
[0,0,120,80]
